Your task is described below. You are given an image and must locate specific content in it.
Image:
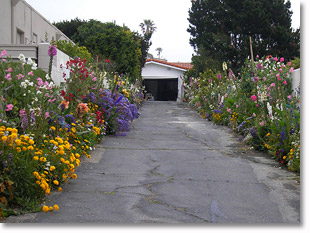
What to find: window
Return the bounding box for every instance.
[32,33,38,44]
[16,29,25,44]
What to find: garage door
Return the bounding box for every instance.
[143,78,178,101]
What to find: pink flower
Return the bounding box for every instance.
[236,104,239,108]
[263,77,266,81]
[5,67,12,72]
[259,121,265,126]
[28,71,34,76]
[283,80,287,85]
[289,67,294,73]
[45,112,50,119]
[37,78,44,86]
[279,68,283,73]
[273,57,278,62]
[288,95,292,100]
[5,73,12,81]
[288,62,291,66]
[217,74,222,80]
[226,108,231,114]
[251,95,257,102]
[253,77,259,82]
[270,83,275,87]
[280,57,284,62]
[0,50,8,58]
[6,104,14,111]
[16,74,24,80]
[92,77,97,82]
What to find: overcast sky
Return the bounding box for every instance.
[25,0,301,62]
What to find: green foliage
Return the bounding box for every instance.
[56,40,93,62]
[73,20,142,82]
[53,17,87,40]
[184,55,300,173]
[188,0,300,73]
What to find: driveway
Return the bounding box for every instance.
[6,101,300,223]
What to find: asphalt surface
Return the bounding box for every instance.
[5,101,300,223]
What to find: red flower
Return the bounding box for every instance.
[61,90,66,97]
[106,59,111,63]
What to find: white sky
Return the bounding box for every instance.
[25,0,301,62]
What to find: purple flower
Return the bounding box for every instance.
[280,128,286,141]
[48,45,57,56]
[114,95,123,105]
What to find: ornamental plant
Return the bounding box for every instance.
[0,48,143,219]
[184,55,300,172]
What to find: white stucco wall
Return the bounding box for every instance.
[292,68,300,96]
[142,62,186,102]
[38,43,71,86]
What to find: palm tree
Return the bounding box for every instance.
[139,19,157,42]
[155,47,163,59]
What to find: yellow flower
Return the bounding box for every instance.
[39,157,47,162]
[266,133,270,137]
[1,136,8,143]
[33,156,39,161]
[15,139,22,146]
[72,174,77,179]
[283,156,287,160]
[29,139,35,145]
[22,146,27,152]
[33,171,39,177]
[48,206,53,212]
[42,205,49,212]
[50,166,56,171]
[54,204,59,211]
[28,145,34,151]
[50,126,56,131]
[58,187,62,192]
[16,147,21,153]
[53,180,59,185]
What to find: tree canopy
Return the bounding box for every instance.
[187,0,300,73]
[54,18,156,82]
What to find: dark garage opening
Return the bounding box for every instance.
[143,78,178,101]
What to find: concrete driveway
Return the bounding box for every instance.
[6,101,300,223]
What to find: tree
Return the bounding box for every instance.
[139,19,157,44]
[53,17,87,40]
[73,20,142,81]
[156,47,163,59]
[188,0,300,72]
[139,19,157,67]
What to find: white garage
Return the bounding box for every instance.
[141,59,193,102]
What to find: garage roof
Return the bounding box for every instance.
[145,59,193,71]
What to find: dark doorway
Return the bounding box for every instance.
[143,78,178,101]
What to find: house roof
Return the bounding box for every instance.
[145,59,193,71]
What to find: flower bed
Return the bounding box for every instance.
[184,56,300,173]
[0,48,143,218]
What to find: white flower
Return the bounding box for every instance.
[222,62,227,71]
[31,63,38,70]
[18,54,26,63]
[27,57,33,65]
